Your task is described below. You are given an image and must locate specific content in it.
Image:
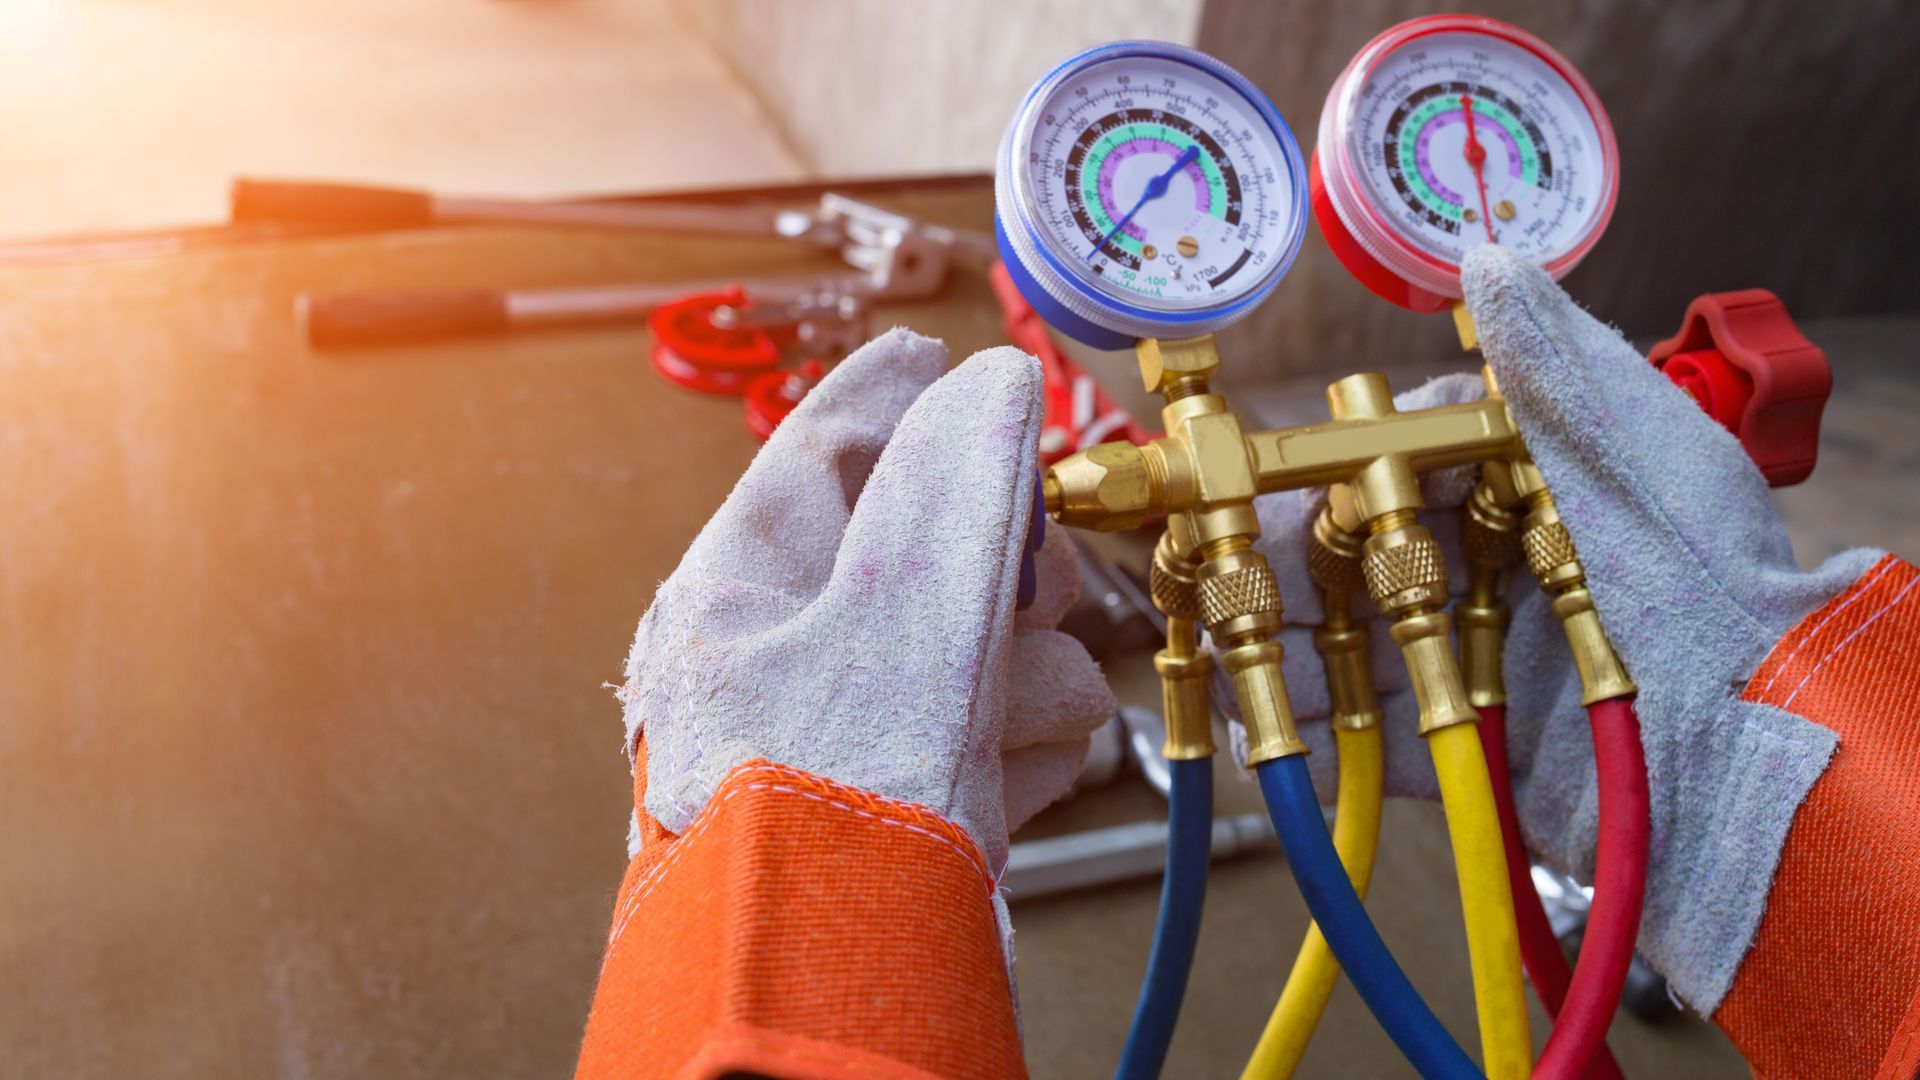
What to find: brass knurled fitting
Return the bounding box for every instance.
[1149,532,1203,621]
[1362,519,1449,618]
[1520,493,1637,705]
[1197,548,1283,644]
[1196,534,1304,763]
[1363,510,1478,735]
[1463,484,1525,568]
[1522,518,1583,594]
[1457,482,1524,706]
[1311,505,1382,732]
[1309,505,1367,594]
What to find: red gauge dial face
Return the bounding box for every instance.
[1317,17,1618,299]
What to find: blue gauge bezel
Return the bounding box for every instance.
[994,40,1308,348]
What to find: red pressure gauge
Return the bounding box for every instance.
[1312,15,1620,311]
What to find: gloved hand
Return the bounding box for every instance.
[1466,245,1874,1013]
[621,328,1114,877]
[1238,245,1876,1015]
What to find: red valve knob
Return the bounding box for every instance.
[648,288,781,396]
[1647,290,1830,487]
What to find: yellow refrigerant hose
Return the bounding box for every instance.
[1239,724,1384,1079]
[1428,720,1533,1080]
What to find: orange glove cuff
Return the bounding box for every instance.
[576,752,1026,1080]
[1716,554,1920,1079]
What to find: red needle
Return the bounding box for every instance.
[1460,95,1497,243]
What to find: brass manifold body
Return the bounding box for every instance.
[1041,336,1633,762]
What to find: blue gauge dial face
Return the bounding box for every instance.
[1012,49,1302,315]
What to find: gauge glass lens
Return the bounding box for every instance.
[1347,31,1607,266]
[1021,53,1297,312]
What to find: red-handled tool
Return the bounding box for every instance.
[743,362,827,441]
[988,262,1151,463]
[1648,290,1830,487]
[648,286,867,440]
[647,289,782,396]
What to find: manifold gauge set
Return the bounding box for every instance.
[985,15,1755,1080]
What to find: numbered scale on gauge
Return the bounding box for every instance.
[996,41,1308,347]
[1313,15,1619,311]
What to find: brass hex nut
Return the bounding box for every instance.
[1136,335,1220,395]
[1045,442,1156,531]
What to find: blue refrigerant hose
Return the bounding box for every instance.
[1255,755,1484,1080]
[1113,756,1213,1080]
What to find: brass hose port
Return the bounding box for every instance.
[1149,530,1203,622]
[1197,546,1284,645]
[1193,534,1302,765]
[1457,480,1524,707]
[1153,528,1216,760]
[1520,491,1637,705]
[1362,509,1478,736]
[1311,504,1382,733]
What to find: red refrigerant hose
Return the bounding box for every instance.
[1480,698,1648,1080]
[1478,707,1583,1017]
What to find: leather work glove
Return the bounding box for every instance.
[1237,245,1877,1015]
[622,328,1114,877]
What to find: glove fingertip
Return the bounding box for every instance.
[1461,247,1573,374]
[952,345,1046,410]
[1460,244,1562,325]
[783,327,949,441]
[1461,246,1646,391]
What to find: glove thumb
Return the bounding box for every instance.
[1459,245,1863,641]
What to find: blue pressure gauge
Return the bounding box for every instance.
[995,41,1309,349]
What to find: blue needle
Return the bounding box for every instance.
[1088,144,1200,263]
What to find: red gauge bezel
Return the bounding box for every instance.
[1313,14,1620,308]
